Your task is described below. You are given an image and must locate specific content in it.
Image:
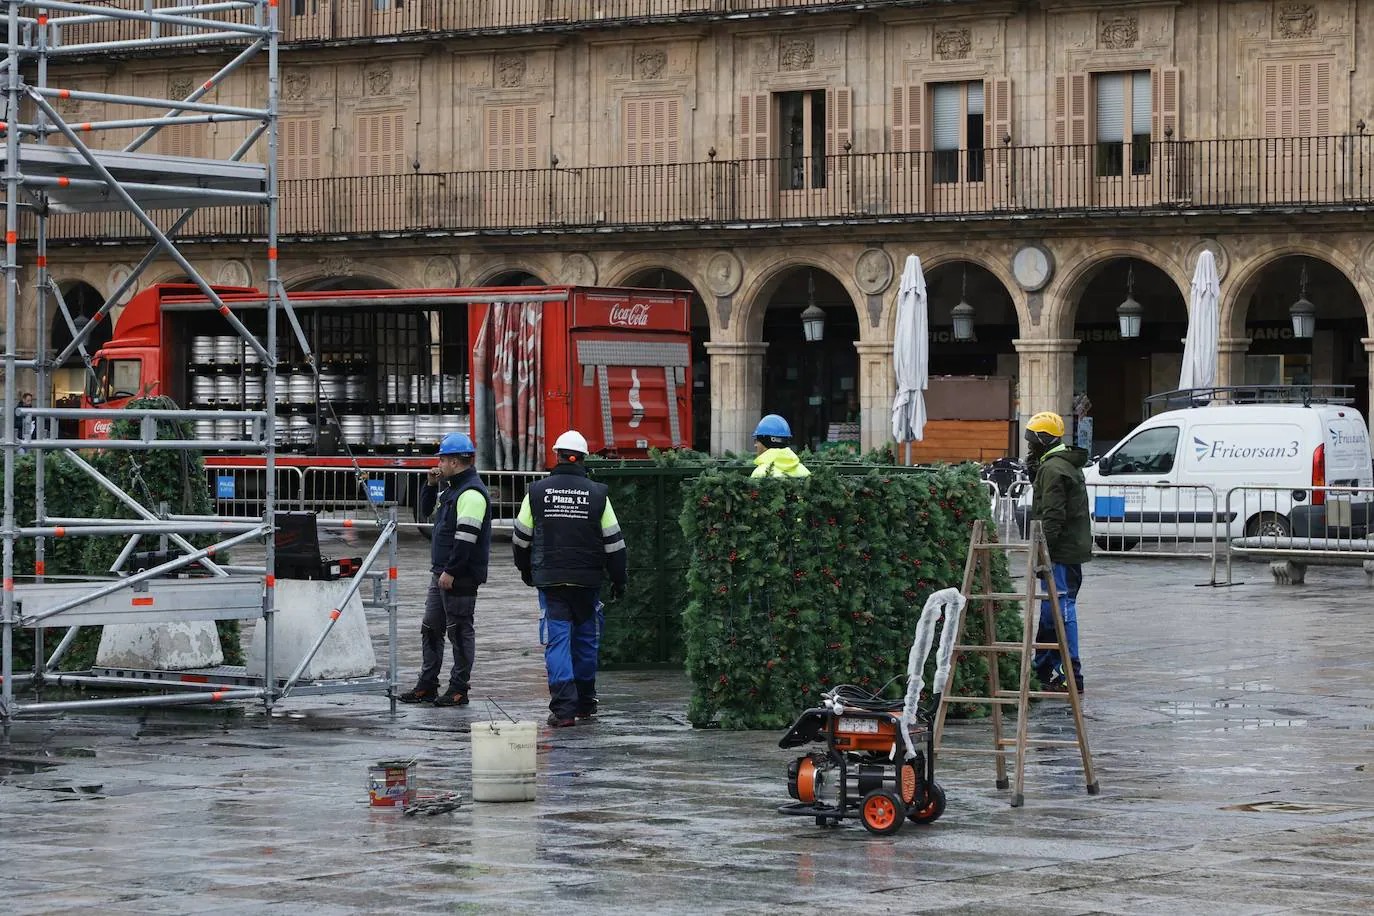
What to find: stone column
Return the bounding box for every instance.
[705,341,767,455]
[854,340,893,453]
[1216,336,1251,389]
[1013,337,1078,452]
[1363,337,1374,434]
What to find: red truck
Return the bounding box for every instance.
[82,283,693,516]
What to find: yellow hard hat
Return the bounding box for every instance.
[1025,411,1065,438]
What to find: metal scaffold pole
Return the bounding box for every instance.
[2,0,21,738]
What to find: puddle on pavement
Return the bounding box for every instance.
[0,758,58,777]
[1153,700,1316,729]
[1222,800,1366,815]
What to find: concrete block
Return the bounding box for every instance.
[1270,560,1307,586]
[96,621,224,670]
[246,578,376,681]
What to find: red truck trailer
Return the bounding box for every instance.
[81,283,693,517]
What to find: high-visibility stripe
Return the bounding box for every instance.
[132,597,154,606]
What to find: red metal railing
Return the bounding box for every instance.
[31,137,1374,243]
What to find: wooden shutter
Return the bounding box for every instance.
[825,86,852,155]
[355,111,406,176]
[483,105,539,170]
[891,84,924,154]
[281,117,322,180]
[737,93,771,174]
[1262,60,1332,138]
[623,97,681,166]
[1054,73,1089,157]
[985,77,1012,148]
[1152,67,1181,140]
[155,120,205,158]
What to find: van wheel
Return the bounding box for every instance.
[1245,512,1291,539]
[1094,535,1140,552]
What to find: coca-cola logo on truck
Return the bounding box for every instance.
[609,303,651,327]
[93,420,112,436]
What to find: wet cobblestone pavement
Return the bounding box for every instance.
[3,537,1373,914]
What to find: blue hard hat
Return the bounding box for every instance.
[438,432,475,455]
[754,414,792,440]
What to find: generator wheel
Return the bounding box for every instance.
[860,789,905,836]
[909,782,947,824]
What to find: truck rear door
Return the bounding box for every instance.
[567,289,692,455]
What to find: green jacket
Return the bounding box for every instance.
[1031,444,1092,564]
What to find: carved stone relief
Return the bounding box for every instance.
[1098,14,1139,50]
[705,251,743,297]
[1275,3,1316,39]
[779,37,815,72]
[1187,239,1229,282]
[423,256,458,289]
[107,264,135,306]
[217,260,251,289]
[319,256,357,277]
[935,28,972,61]
[561,253,597,286]
[634,47,667,81]
[283,69,311,101]
[495,53,526,88]
[854,249,894,296]
[168,75,195,100]
[364,64,392,97]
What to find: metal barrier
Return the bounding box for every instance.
[1086,483,1223,564]
[209,465,548,530]
[1224,485,1374,581]
[206,465,305,517]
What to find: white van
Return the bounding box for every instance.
[1085,399,1373,546]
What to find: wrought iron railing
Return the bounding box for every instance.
[48,0,925,47]
[31,137,1374,243]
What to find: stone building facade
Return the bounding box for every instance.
[15,0,1374,455]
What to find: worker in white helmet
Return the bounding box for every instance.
[513,430,628,728]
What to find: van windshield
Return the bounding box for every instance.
[1104,426,1180,475]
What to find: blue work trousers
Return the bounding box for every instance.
[539,587,603,720]
[1034,562,1084,688]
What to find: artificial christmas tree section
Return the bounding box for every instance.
[680,464,1022,730]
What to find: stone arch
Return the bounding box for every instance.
[1221,243,1371,339]
[1046,241,1190,339]
[883,250,1030,339]
[734,250,865,343]
[472,263,548,287]
[50,280,111,369]
[284,269,403,292]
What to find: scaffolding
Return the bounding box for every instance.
[1,1,399,736]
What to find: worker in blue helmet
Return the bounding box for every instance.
[401,431,492,707]
[751,414,811,478]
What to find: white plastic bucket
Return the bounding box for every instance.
[470,720,537,802]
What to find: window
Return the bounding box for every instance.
[1104,426,1179,475]
[623,97,681,166]
[89,358,143,404]
[280,117,322,180]
[1096,71,1151,177]
[355,111,406,175]
[153,121,205,159]
[1262,59,1331,138]
[777,90,827,190]
[484,105,539,171]
[931,81,985,183]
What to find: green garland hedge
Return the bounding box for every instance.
[680,463,1021,729]
[10,396,242,672]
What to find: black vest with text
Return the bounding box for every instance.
[528,464,607,589]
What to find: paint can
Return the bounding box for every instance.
[367,759,416,808]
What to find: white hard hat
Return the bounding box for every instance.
[553,429,589,455]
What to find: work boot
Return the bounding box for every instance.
[546,713,577,728]
[575,699,599,720]
[399,687,436,704]
[433,688,468,707]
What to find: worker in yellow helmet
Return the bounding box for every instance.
[1024,411,1089,695]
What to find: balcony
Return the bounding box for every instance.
[51,0,924,48]
[31,137,1374,244]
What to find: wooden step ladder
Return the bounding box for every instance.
[932,518,1099,806]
